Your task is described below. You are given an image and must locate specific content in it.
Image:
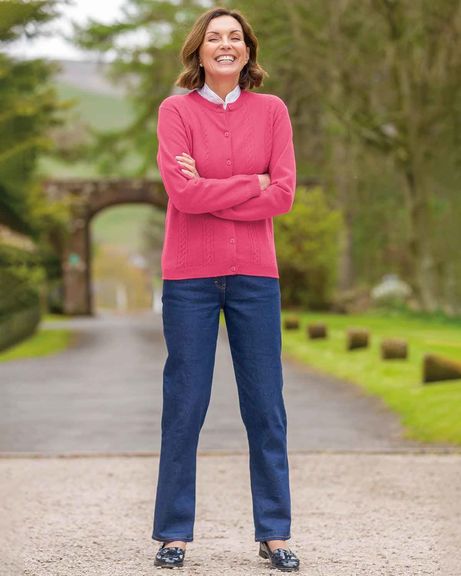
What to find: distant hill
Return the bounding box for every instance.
[40,59,144,177]
[54,81,134,131]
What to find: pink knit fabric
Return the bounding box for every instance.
[156,88,296,279]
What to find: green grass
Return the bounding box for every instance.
[280,310,461,446]
[42,313,71,322]
[0,325,73,362]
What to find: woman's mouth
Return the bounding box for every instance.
[215,55,237,65]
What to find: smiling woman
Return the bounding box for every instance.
[151,6,300,572]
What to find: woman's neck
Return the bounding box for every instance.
[204,76,239,101]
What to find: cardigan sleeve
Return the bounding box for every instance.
[210,99,296,221]
[156,104,262,214]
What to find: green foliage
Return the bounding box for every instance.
[0,1,72,238]
[0,0,60,43]
[0,268,40,316]
[0,244,45,317]
[0,0,74,324]
[276,186,342,309]
[0,52,65,235]
[0,305,41,353]
[0,240,49,349]
[235,0,461,312]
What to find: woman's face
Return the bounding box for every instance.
[198,15,250,82]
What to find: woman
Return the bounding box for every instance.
[152,6,299,572]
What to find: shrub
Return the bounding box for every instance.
[276,186,342,310]
[0,243,45,352]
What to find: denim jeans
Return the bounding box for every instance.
[152,274,291,543]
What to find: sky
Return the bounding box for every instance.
[6,0,127,61]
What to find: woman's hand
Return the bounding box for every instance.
[257,173,271,191]
[175,153,200,178]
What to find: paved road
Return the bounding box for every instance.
[0,311,452,453]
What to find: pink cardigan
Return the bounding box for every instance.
[156,88,296,279]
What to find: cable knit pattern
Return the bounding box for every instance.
[156,88,296,279]
[202,215,214,265]
[176,212,187,269]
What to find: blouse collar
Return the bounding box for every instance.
[196,82,241,109]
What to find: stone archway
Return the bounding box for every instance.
[43,178,166,315]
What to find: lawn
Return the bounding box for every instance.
[280,310,461,446]
[0,320,73,362]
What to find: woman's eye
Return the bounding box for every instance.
[208,37,242,42]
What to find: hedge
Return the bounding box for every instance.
[0,305,41,353]
[0,244,44,352]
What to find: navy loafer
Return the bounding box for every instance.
[154,542,186,568]
[259,541,300,572]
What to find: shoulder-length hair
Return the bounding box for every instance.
[175,6,268,91]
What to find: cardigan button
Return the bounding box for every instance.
[230,266,236,272]
[224,131,230,137]
[226,159,231,165]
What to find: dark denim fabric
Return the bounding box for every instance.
[152,275,291,543]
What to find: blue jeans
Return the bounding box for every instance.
[152,275,291,543]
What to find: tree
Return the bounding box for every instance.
[70,0,212,176]
[0,0,69,237]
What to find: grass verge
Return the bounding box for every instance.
[0,322,73,362]
[280,310,461,445]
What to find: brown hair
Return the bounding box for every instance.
[175,6,268,91]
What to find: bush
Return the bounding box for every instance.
[0,243,45,352]
[276,186,343,309]
[0,305,41,353]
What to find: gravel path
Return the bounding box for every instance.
[1,452,460,576]
[0,311,449,453]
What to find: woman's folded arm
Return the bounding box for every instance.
[210,100,296,221]
[157,104,262,214]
